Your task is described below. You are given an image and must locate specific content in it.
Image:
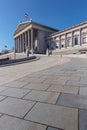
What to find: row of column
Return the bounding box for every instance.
[57,29,82,49]
[14,28,34,54]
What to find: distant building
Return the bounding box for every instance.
[14,20,87,54]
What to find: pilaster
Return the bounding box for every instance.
[28,30,30,49]
[79,29,82,46]
[59,36,61,49]
[65,34,67,48]
[71,32,74,47]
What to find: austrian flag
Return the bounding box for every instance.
[25,13,29,18]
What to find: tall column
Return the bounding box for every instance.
[16,38,18,53]
[14,38,16,59]
[59,36,61,49]
[22,34,24,52]
[65,34,67,48]
[14,38,16,53]
[25,32,27,48]
[15,38,17,52]
[19,35,21,53]
[31,28,34,55]
[20,35,22,52]
[17,37,19,53]
[28,30,30,49]
[79,29,82,46]
[18,36,20,53]
[71,32,74,47]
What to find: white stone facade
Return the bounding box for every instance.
[47,21,87,50]
[13,20,57,54]
[14,20,87,54]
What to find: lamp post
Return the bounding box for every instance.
[4,45,8,54]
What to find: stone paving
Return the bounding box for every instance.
[0,55,87,129]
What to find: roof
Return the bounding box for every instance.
[14,20,58,36]
[14,21,31,36]
[48,20,87,38]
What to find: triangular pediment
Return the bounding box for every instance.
[14,22,30,36]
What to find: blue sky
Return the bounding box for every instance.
[0,0,87,52]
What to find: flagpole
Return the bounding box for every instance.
[24,13,32,22]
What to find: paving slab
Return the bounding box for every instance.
[47,127,60,130]
[47,85,78,94]
[65,81,80,87]
[25,102,78,130]
[80,79,87,83]
[0,88,31,98]
[0,115,46,130]
[61,68,77,71]
[23,83,50,90]
[66,80,87,87]
[79,80,87,85]
[15,76,40,83]
[79,110,87,130]
[29,78,45,83]
[58,93,87,109]
[0,97,35,118]
[44,79,67,86]
[4,81,28,88]
[0,87,8,92]
[69,76,81,81]
[42,75,60,80]
[79,87,87,96]
[23,90,59,104]
[80,76,87,80]
[0,114,2,117]
[0,96,7,101]
[19,77,45,84]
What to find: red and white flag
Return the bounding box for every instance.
[24,13,29,18]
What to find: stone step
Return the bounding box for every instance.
[52,44,87,55]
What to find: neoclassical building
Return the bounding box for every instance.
[14,20,87,54]
[47,21,87,49]
[13,20,57,54]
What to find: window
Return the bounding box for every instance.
[83,37,87,44]
[55,39,59,48]
[62,44,64,48]
[75,37,78,45]
[61,39,65,48]
[82,33,87,44]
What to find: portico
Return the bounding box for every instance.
[14,20,57,54]
[14,28,36,54]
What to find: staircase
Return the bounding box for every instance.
[52,44,87,55]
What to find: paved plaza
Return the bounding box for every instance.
[0,55,87,129]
